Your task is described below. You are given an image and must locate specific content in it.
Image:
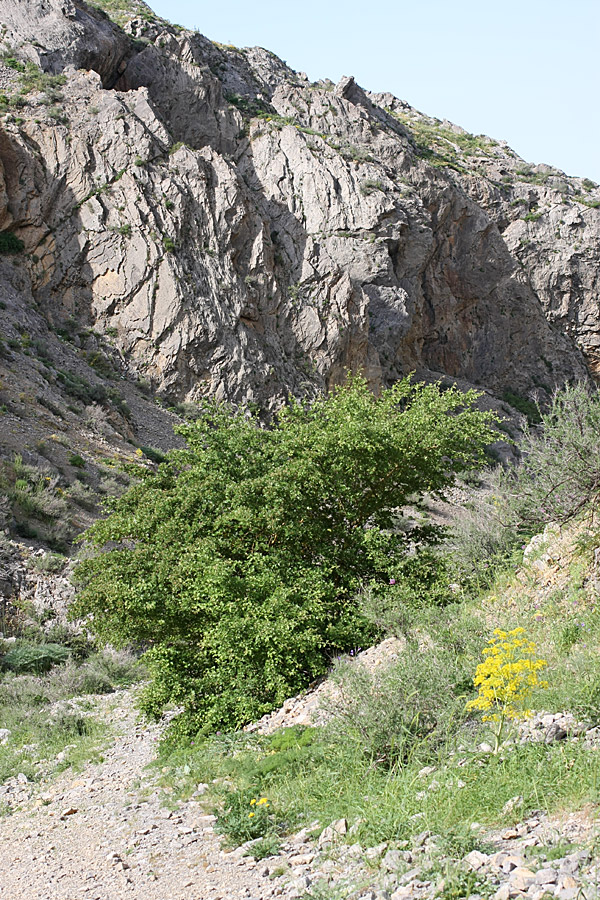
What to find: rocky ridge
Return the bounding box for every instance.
[0,540,75,624]
[0,0,598,427]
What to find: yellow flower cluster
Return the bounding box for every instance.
[467,627,548,724]
[248,797,270,818]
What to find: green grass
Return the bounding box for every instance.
[573,195,600,209]
[0,454,71,549]
[224,92,275,119]
[55,369,130,419]
[2,642,71,674]
[0,700,108,786]
[501,390,542,424]
[516,168,551,185]
[526,601,600,723]
[155,593,600,852]
[360,179,385,196]
[0,55,66,114]
[140,445,167,464]
[390,112,498,172]
[17,62,66,96]
[0,650,142,786]
[477,535,600,724]
[156,721,600,851]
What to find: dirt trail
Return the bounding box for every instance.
[0,694,280,900]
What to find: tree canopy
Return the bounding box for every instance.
[73,377,494,735]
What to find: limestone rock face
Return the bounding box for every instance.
[0,0,131,85]
[0,0,598,411]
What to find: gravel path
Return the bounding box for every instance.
[0,693,281,900]
[1,689,599,900]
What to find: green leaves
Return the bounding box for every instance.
[73,376,494,734]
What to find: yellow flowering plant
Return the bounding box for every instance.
[216,790,275,846]
[467,627,548,753]
[248,796,270,819]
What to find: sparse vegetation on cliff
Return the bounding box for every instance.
[86,0,159,26]
[0,231,24,254]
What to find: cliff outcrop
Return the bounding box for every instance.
[0,0,597,423]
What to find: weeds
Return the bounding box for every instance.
[360,179,385,196]
[506,384,600,527]
[85,0,160,27]
[442,383,600,583]
[140,446,166,463]
[0,649,142,785]
[66,479,96,510]
[56,369,130,419]
[215,790,278,846]
[324,648,469,767]
[444,484,523,591]
[0,454,71,548]
[467,628,548,752]
[31,552,67,574]
[391,112,496,172]
[156,718,600,851]
[1,642,70,674]
[501,390,541,424]
[0,53,66,117]
[154,470,600,851]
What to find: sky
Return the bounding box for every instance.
[148,0,600,184]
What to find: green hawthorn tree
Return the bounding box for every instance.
[73,377,494,735]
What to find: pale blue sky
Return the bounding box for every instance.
[149,0,599,183]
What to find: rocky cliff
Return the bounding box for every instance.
[1,0,598,415]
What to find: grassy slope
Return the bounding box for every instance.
[156,520,600,856]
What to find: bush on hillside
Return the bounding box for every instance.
[1,641,70,674]
[0,649,142,704]
[446,384,600,582]
[445,468,522,587]
[72,376,494,735]
[507,384,600,527]
[326,647,469,766]
[0,231,24,254]
[358,548,457,635]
